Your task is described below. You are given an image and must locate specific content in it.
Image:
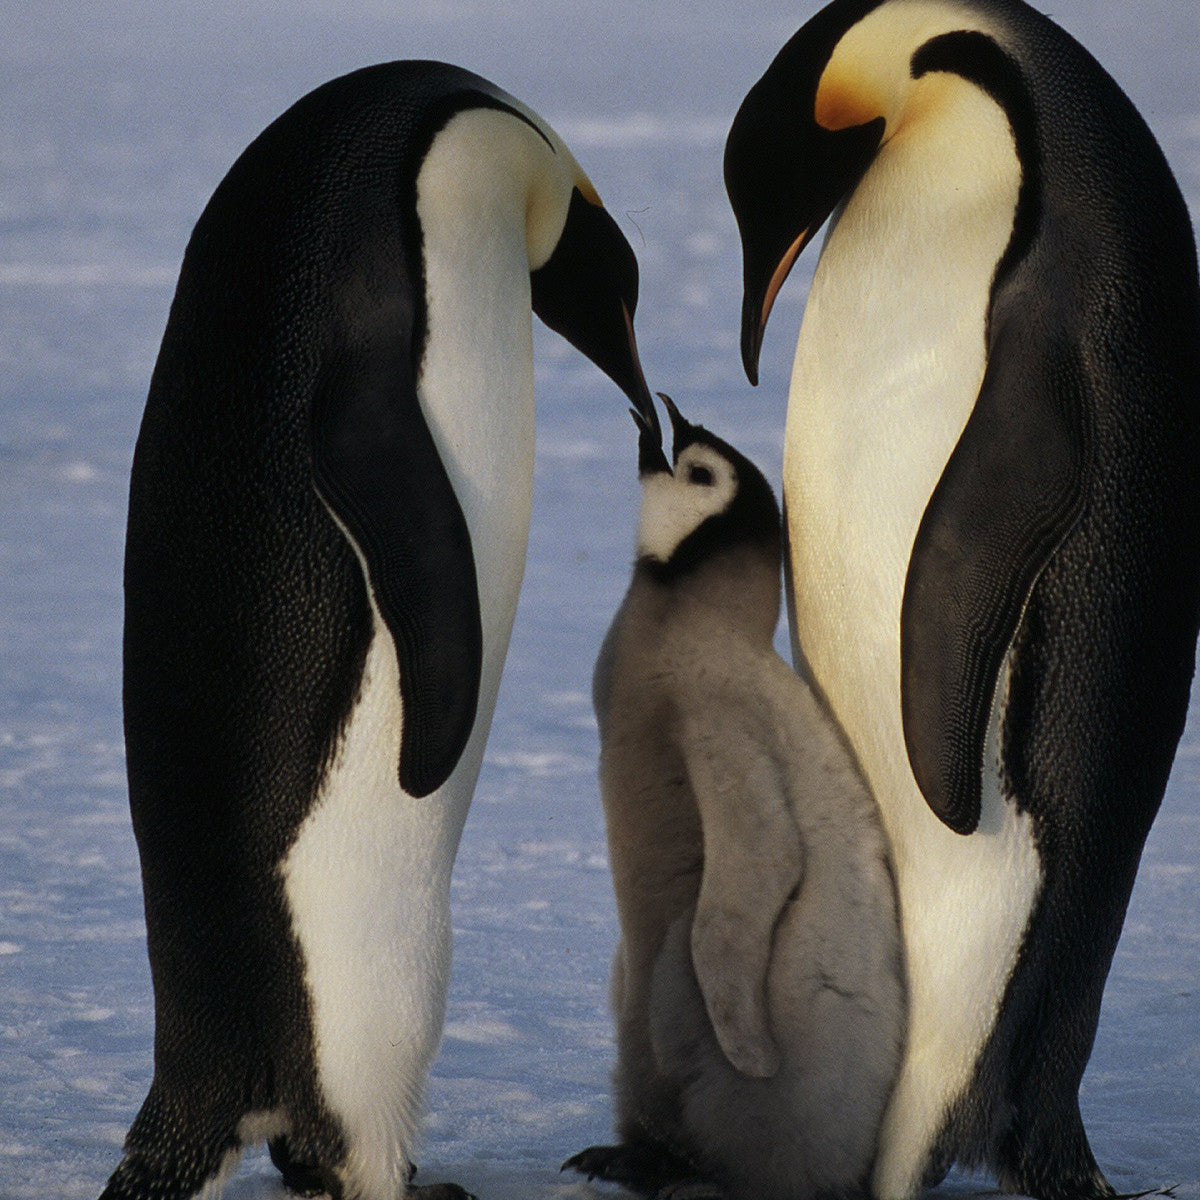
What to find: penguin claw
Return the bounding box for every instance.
[404,1161,476,1199]
[653,1183,726,1200]
[562,1143,697,1193]
[268,1136,342,1199]
[408,1186,477,1200]
[560,1145,610,1181]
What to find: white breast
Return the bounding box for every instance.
[281,608,465,1200]
[414,107,545,655]
[782,67,1043,1200]
[281,107,558,1200]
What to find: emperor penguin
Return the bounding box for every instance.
[105,61,656,1200]
[564,398,907,1200]
[724,2,1200,1198]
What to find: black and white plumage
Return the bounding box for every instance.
[724,2,1200,1198]
[565,399,906,1200]
[105,61,654,1200]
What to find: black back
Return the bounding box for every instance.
[891,2,1200,1192]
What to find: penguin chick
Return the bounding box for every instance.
[565,398,907,1200]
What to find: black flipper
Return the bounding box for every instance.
[312,269,482,800]
[900,305,1089,834]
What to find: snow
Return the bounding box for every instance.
[1,1,1198,1199]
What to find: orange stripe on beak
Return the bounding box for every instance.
[761,229,810,334]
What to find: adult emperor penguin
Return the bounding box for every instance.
[565,399,906,1200]
[724,2,1200,1198]
[104,61,655,1200]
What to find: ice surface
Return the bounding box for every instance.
[1,1,1198,1198]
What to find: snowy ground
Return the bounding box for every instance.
[2,2,1198,1198]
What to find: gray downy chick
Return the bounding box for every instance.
[565,397,907,1200]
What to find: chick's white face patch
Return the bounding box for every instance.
[637,444,738,563]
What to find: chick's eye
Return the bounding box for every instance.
[688,464,715,486]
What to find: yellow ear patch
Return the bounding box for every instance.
[813,0,1007,134]
[814,73,886,132]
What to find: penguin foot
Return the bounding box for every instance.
[562,1142,697,1194]
[268,1135,343,1199]
[996,1130,1116,1200]
[407,1161,477,1200]
[921,1147,953,1189]
[409,1184,477,1200]
[652,1183,726,1200]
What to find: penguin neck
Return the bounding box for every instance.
[414,109,551,678]
[640,544,782,646]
